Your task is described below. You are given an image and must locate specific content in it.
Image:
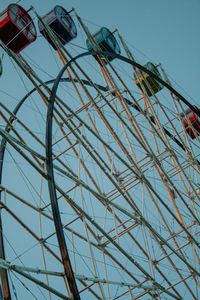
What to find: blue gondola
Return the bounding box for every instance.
[38,6,77,49]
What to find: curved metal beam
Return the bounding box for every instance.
[0,77,108,300]
[0,51,198,299]
[46,50,199,300]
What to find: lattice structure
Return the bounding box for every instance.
[0,3,199,300]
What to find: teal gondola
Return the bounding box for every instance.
[86,27,120,63]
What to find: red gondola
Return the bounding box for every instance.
[180,107,200,139]
[0,3,37,54]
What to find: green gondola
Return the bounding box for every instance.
[135,62,163,96]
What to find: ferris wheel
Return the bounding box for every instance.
[0,2,199,300]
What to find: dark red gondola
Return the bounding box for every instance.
[180,107,200,139]
[0,3,37,54]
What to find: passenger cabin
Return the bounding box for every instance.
[0,4,36,54]
[134,62,163,96]
[86,27,121,63]
[38,6,77,49]
[180,107,200,139]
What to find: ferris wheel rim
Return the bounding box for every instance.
[45,50,199,299]
[0,48,199,299]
